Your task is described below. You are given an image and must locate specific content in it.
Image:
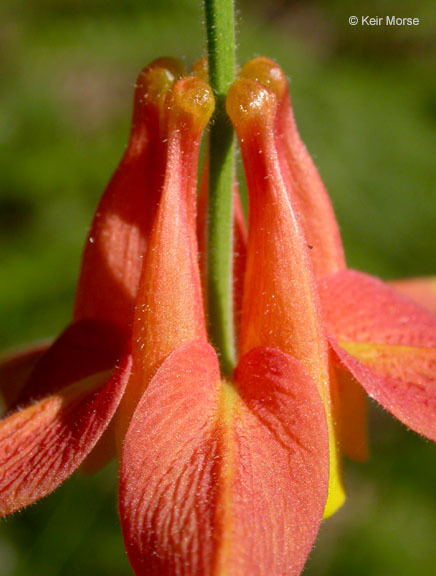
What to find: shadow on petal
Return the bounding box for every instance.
[0,354,131,516]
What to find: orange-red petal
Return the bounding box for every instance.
[240,57,346,278]
[227,77,345,515]
[74,59,184,329]
[239,59,368,465]
[133,76,213,374]
[8,319,128,474]
[0,355,131,516]
[321,269,436,441]
[227,78,325,369]
[120,342,328,576]
[14,318,128,408]
[117,76,214,437]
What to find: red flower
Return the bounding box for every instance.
[1,56,435,576]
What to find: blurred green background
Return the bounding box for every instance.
[0,0,435,574]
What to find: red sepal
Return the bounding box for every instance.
[321,269,436,441]
[239,57,346,278]
[117,77,213,438]
[227,77,345,515]
[74,59,184,328]
[14,318,128,408]
[0,355,131,516]
[120,342,328,576]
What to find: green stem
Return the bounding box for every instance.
[204,0,236,376]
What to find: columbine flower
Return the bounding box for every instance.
[0,53,435,576]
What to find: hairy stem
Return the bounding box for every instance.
[204,0,236,375]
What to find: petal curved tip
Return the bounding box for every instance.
[226,76,276,135]
[237,58,345,278]
[167,76,215,134]
[118,75,212,437]
[228,70,345,518]
[240,56,288,102]
[191,56,208,81]
[136,57,185,92]
[74,59,182,327]
[132,57,185,134]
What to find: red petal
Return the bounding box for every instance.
[132,76,213,372]
[14,318,128,408]
[118,77,214,437]
[120,342,328,576]
[0,341,51,409]
[227,78,345,515]
[120,341,220,576]
[227,78,326,370]
[74,59,184,329]
[240,57,346,278]
[0,355,131,516]
[391,277,436,315]
[321,270,436,441]
[231,347,329,575]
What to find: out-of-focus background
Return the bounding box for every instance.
[1,0,435,574]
